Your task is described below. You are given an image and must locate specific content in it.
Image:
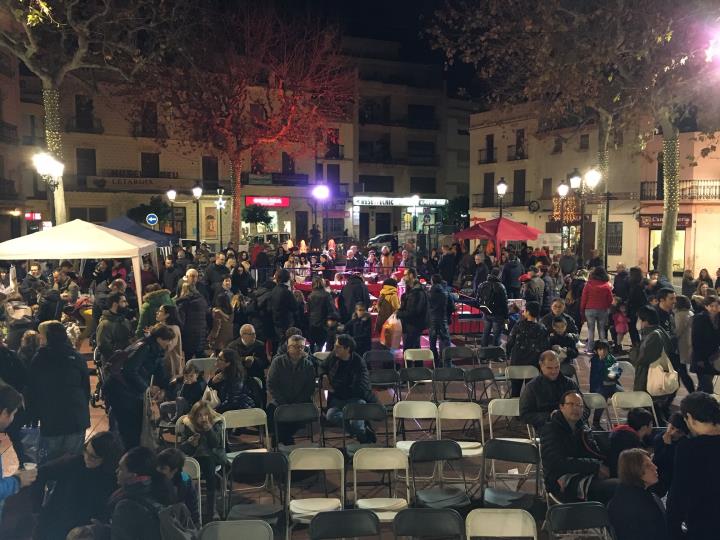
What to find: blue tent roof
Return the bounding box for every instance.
[104,216,177,247]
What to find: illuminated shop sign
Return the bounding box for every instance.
[352,196,448,207]
[245,196,290,207]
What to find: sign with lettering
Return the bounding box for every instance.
[639,214,692,229]
[88,176,179,192]
[245,196,290,207]
[352,196,448,207]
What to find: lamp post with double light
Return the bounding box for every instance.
[166,188,177,235]
[496,177,508,218]
[557,179,570,251]
[215,188,227,250]
[192,182,203,250]
[568,167,601,261]
[32,152,64,224]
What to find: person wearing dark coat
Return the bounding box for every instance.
[690,295,720,393]
[607,448,669,540]
[438,246,457,286]
[207,350,257,413]
[19,263,47,305]
[540,391,617,504]
[613,264,630,301]
[270,269,298,352]
[626,267,648,346]
[227,323,270,386]
[161,257,183,294]
[307,277,338,352]
[36,288,63,323]
[344,304,373,359]
[607,407,653,477]
[176,284,208,359]
[123,324,174,391]
[500,253,524,298]
[28,322,90,462]
[427,274,454,366]
[230,265,255,296]
[539,299,579,334]
[519,351,578,430]
[95,292,133,361]
[322,334,377,443]
[339,273,371,323]
[396,268,429,356]
[204,252,230,293]
[651,413,688,498]
[245,279,276,346]
[506,301,549,397]
[0,338,29,466]
[471,254,489,294]
[33,431,122,540]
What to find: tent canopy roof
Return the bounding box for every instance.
[104,215,177,247]
[454,217,542,242]
[0,219,157,260]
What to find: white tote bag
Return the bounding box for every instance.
[646,346,679,396]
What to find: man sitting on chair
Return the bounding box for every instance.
[520,350,579,431]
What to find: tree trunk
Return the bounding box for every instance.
[658,127,680,280]
[230,158,244,245]
[595,115,611,264]
[41,84,67,225]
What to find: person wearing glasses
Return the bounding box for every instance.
[540,390,617,503]
[227,323,269,387]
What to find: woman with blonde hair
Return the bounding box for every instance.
[608,448,668,540]
[177,400,225,521]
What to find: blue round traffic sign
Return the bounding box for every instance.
[146,213,159,226]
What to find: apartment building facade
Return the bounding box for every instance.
[470,104,720,274]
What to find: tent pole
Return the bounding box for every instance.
[132,256,144,307]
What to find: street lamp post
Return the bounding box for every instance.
[215,188,227,250]
[166,188,177,234]
[568,167,601,262]
[557,179,570,251]
[496,177,508,218]
[192,182,203,250]
[32,152,64,224]
[311,184,330,232]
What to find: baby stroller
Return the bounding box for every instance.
[90,346,107,411]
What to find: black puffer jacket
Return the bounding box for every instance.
[613,270,630,300]
[506,319,549,366]
[307,288,337,329]
[519,374,579,429]
[246,281,276,343]
[477,275,508,317]
[176,291,208,356]
[270,283,298,337]
[540,410,605,499]
[428,283,454,325]
[29,344,90,436]
[501,259,524,290]
[340,275,371,322]
[397,283,429,333]
[323,352,376,403]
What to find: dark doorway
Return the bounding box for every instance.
[360,212,369,243]
[375,212,391,234]
[295,211,308,244]
[581,220,596,262]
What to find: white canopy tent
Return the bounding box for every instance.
[0,219,158,303]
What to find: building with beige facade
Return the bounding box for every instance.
[469,103,720,274]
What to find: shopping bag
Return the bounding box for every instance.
[647,348,679,396]
[202,386,220,408]
[381,313,402,349]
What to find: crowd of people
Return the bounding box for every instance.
[0,237,719,538]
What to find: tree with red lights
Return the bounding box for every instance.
[126,5,355,244]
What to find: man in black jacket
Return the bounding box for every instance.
[19,262,47,305]
[322,334,377,443]
[500,253,524,298]
[227,323,269,386]
[396,268,429,362]
[161,257,183,293]
[438,245,456,286]
[612,262,630,301]
[428,274,455,367]
[471,253,489,295]
[204,252,229,294]
[506,301,549,396]
[340,273,370,323]
[270,269,298,353]
[540,390,617,503]
[478,267,508,347]
[29,322,90,462]
[520,350,579,430]
[176,281,208,359]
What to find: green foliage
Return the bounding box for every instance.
[441,196,469,229]
[242,204,272,226]
[126,196,172,225]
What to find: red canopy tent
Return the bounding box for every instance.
[454,216,542,243]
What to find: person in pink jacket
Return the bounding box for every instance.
[581,266,615,353]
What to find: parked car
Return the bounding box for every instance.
[366,233,396,252]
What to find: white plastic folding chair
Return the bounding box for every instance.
[353,448,409,522]
[183,457,202,527]
[199,519,273,540]
[487,398,533,443]
[616,360,635,378]
[504,365,540,397]
[465,508,537,539]
[583,392,610,429]
[610,391,658,426]
[438,402,484,482]
[403,348,434,368]
[186,357,218,380]
[392,401,438,455]
[287,448,345,540]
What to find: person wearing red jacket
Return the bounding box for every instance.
[581,266,614,353]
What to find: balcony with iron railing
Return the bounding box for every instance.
[66,116,104,134]
[131,122,168,139]
[0,122,18,144]
[640,179,720,201]
[472,190,531,208]
[478,147,497,164]
[507,144,528,161]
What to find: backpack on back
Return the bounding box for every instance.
[134,499,199,540]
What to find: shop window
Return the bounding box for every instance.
[607,222,623,256]
[69,207,107,223]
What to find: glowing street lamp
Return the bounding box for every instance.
[192,182,203,249]
[706,36,720,63]
[569,168,582,190]
[584,167,602,190]
[311,184,330,230]
[557,179,570,250]
[32,152,64,191]
[496,177,508,217]
[165,188,177,235]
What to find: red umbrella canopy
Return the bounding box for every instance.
[478,217,542,242]
[453,223,487,240]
